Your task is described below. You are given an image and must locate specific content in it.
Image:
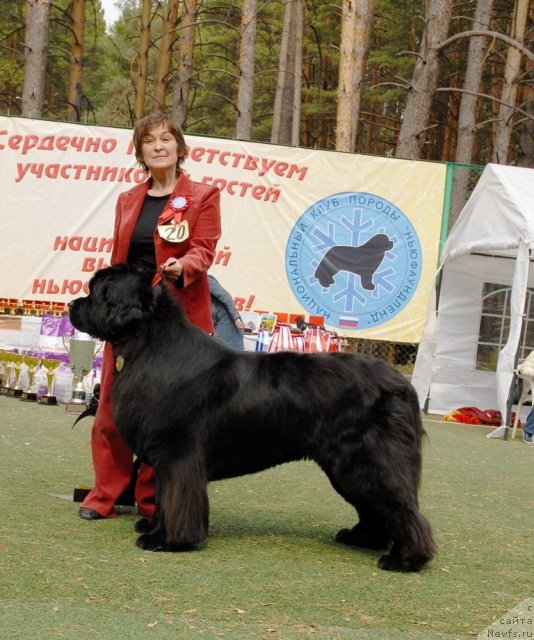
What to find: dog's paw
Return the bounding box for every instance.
[378,553,426,573]
[335,528,355,545]
[136,533,167,552]
[135,533,201,552]
[336,526,390,550]
[166,541,200,552]
[135,517,156,534]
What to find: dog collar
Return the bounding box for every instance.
[116,355,124,372]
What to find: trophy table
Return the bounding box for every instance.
[39,358,61,405]
[20,355,41,402]
[66,333,98,413]
[0,351,12,395]
[7,353,24,397]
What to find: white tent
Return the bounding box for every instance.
[412,163,534,438]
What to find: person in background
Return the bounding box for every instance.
[208,274,244,350]
[522,410,534,445]
[79,111,221,520]
[517,351,534,445]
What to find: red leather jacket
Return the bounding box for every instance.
[110,172,221,333]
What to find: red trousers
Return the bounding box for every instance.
[80,343,155,518]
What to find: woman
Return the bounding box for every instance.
[79,111,221,519]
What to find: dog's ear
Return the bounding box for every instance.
[91,270,155,340]
[107,302,145,328]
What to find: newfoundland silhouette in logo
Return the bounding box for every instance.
[285,191,423,331]
[314,233,395,290]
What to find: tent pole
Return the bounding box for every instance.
[505,311,527,441]
[438,163,454,265]
[503,249,531,440]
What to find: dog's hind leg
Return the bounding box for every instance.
[377,505,435,573]
[333,480,435,571]
[136,452,209,552]
[335,504,391,551]
[325,464,435,571]
[324,473,391,550]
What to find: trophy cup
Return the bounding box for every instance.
[66,332,98,412]
[20,354,41,402]
[0,351,11,395]
[39,358,62,405]
[7,353,24,397]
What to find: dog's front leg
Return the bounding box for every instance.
[136,451,209,552]
[135,506,167,551]
[135,514,158,535]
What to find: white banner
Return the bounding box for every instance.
[0,116,446,340]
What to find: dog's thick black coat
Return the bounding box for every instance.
[69,264,435,571]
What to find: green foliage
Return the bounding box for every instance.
[0,0,526,163]
[0,0,25,115]
[361,0,426,155]
[47,0,115,122]
[186,1,285,139]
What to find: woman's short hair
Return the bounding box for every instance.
[132,111,189,173]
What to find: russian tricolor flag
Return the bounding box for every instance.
[339,316,359,328]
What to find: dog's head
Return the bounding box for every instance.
[69,264,157,342]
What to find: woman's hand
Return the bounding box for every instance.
[159,258,183,280]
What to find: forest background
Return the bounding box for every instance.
[1,0,533,217]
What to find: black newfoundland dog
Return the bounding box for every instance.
[69,264,435,572]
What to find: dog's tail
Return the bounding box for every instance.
[391,384,427,489]
[71,383,100,428]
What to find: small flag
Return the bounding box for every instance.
[339,316,359,328]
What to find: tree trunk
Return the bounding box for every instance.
[271,0,297,145]
[66,0,86,122]
[134,0,152,120]
[21,0,52,118]
[517,55,534,167]
[291,0,304,146]
[395,0,453,159]
[336,0,374,152]
[350,0,374,150]
[236,0,257,140]
[450,0,494,223]
[153,0,180,111]
[336,0,356,151]
[172,0,198,128]
[492,0,529,163]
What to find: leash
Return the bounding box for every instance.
[152,258,180,287]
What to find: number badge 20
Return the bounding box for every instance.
[157,220,189,243]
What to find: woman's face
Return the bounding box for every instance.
[140,124,180,173]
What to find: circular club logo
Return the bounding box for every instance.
[285,192,422,330]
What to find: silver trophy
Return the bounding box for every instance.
[65,332,100,408]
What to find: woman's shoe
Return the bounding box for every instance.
[79,507,106,520]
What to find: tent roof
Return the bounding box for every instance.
[441,163,534,264]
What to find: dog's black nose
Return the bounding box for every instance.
[67,300,75,309]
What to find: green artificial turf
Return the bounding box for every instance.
[1,395,533,639]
